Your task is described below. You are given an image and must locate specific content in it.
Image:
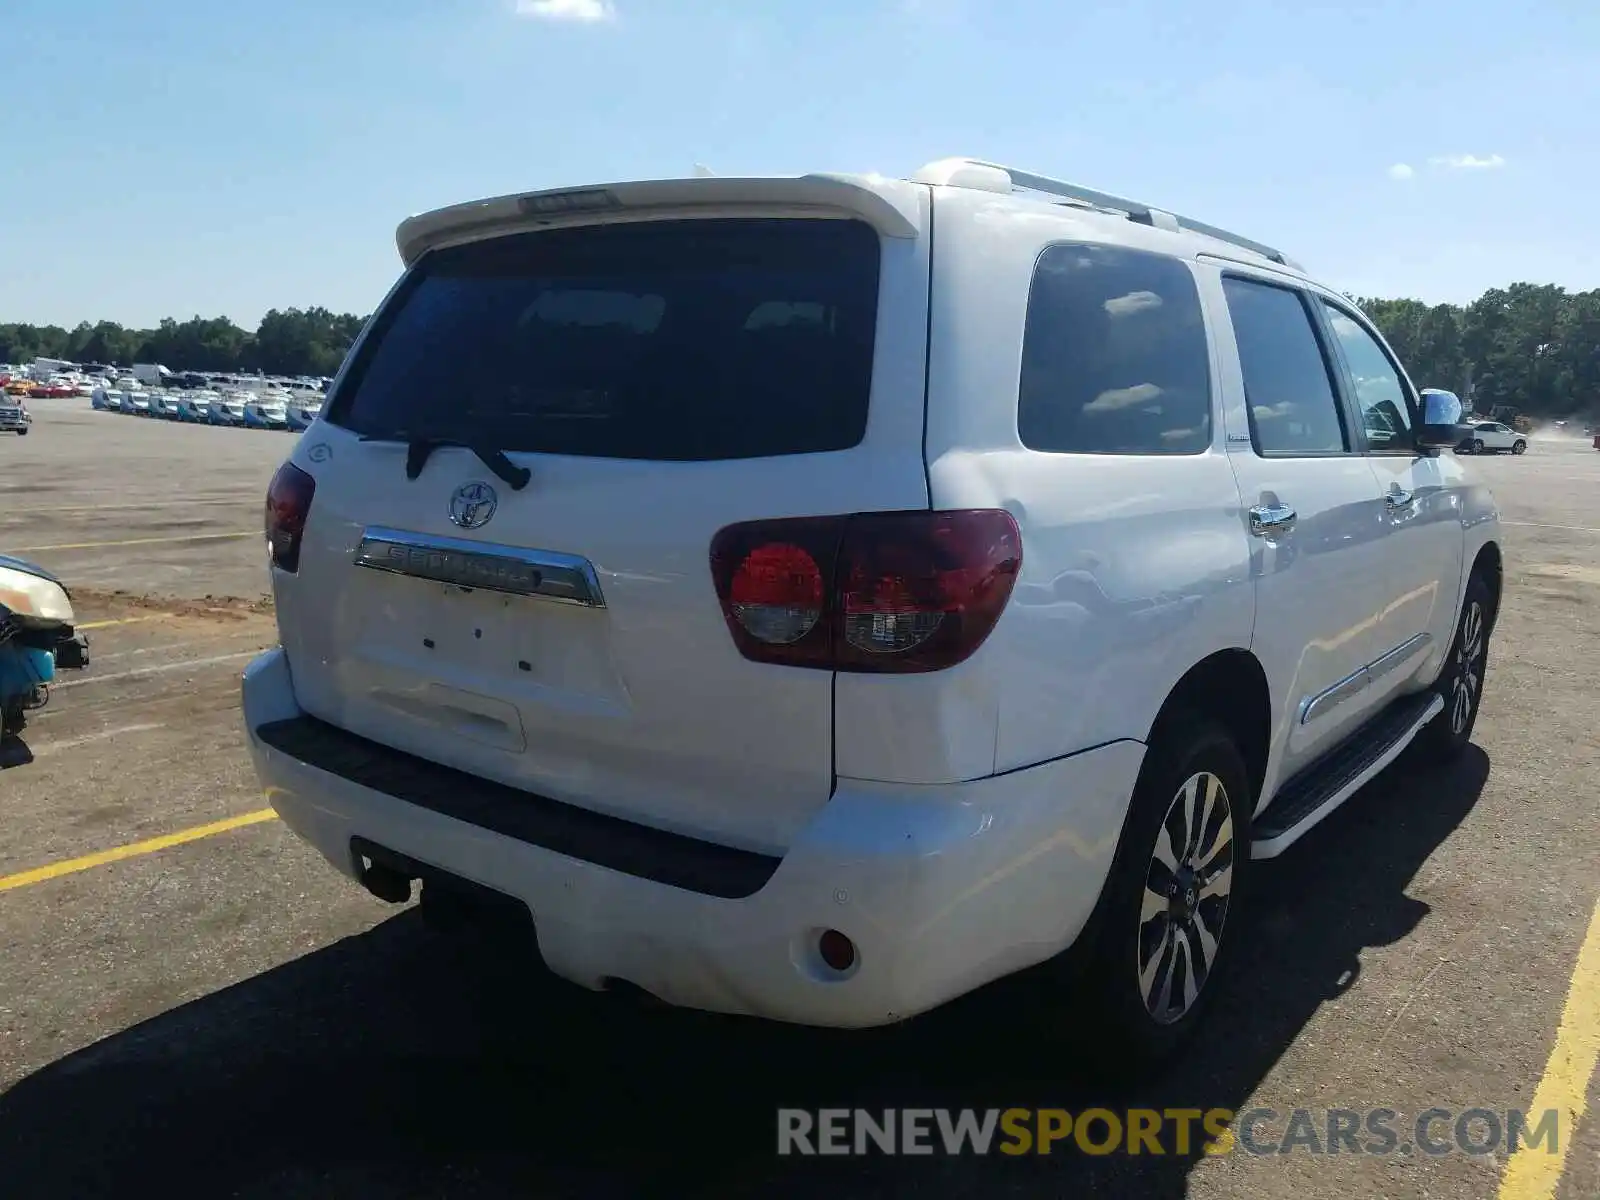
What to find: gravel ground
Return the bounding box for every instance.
[0,401,1596,1199]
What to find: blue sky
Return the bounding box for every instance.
[3,0,1596,329]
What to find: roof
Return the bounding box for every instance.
[392,158,1298,275]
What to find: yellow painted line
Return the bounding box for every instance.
[77,615,166,630]
[4,531,256,553]
[0,809,279,894]
[1498,898,1600,1200]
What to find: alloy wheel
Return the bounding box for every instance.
[1451,600,1485,735]
[1138,771,1235,1025]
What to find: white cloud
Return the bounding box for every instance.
[1103,290,1163,318]
[1388,163,1415,181]
[1085,383,1163,414]
[1430,153,1507,170]
[515,0,616,22]
[1326,311,1361,337]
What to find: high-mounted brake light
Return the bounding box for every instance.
[709,510,1021,674]
[516,188,622,216]
[265,461,317,574]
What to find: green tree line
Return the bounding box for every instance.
[4,281,1598,419]
[0,308,368,379]
[1355,283,1599,420]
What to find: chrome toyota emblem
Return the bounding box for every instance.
[448,481,498,530]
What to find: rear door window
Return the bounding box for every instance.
[327,218,882,461]
[1221,277,1350,456]
[1018,244,1213,454]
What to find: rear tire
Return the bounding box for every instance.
[1063,714,1251,1073]
[1413,572,1491,764]
[1471,439,1485,454]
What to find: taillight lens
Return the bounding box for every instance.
[728,542,826,645]
[709,510,1021,674]
[265,461,316,573]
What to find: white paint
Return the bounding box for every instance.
[32,723,165,755]
[246,645,1146,1029]
[94,640,212,664]
[0,497,257,518]
[55,650,261,688]
[1501,521,1600,534]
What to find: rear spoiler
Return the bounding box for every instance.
[395,174,923,267]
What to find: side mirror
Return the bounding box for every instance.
[1415,389,1466,450]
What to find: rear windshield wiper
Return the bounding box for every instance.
[360,431,531,491]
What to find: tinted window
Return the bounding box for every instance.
[327,219,880,461]
[1318,300,1414,451]
[1222,278,1347,454]
[1018,244,1212,454]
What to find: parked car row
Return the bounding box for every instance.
[91,382,320,431]
[0,373,95,399]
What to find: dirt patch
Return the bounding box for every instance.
[1524,562,1600,587]
[71,587,275,623]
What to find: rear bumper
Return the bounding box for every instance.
[242,647,1143,1029]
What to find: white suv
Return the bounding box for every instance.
[243,158,1501,1065]
[1456,418,1527,455]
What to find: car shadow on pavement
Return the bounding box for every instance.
[0,746,1490,1199]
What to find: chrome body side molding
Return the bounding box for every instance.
[1298,632,1432,726]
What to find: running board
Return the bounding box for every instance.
[1251,691,1444,859]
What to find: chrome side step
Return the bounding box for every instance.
[1251,691,1445,859]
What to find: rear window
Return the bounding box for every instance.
[327,218,881,461]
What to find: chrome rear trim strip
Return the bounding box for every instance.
[354,526,605,607]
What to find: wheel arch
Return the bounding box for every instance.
[1146,648,1272,811]
[1470,540,1503,634]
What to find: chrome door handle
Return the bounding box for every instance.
[1249,503,1297,537]
[1386,486,1414,508]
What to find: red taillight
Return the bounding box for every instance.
[709,510,1021,674]
[728,542,826,646]
[265,462,316,573]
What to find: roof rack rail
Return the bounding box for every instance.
[911,157,1299,269]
